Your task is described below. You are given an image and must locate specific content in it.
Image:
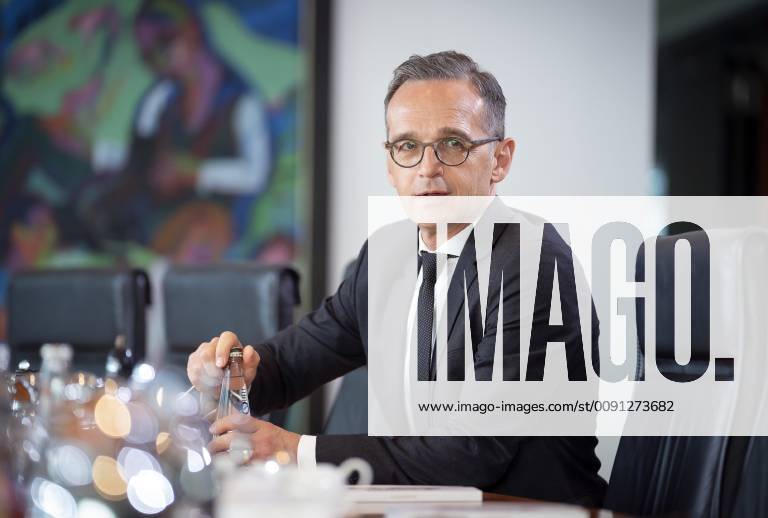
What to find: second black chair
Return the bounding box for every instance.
[163,263,300,426]
[162,263,300,368]
[605,230,768,517]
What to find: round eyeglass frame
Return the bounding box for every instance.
[384,137,502,168]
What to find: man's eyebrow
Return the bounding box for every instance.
[388,131,418,143]
[435,127,473,140]
[388,127,474,142]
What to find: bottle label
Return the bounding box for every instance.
[230,388,251,415]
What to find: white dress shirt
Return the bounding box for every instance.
[297,225,474,470]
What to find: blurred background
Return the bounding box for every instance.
[2,0,768,478]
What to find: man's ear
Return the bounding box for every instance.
[385,145,397,187]
[384,142,396,187]
[387,168,396,188]
[491,138,515,185]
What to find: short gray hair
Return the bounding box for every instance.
[384,51,506,138]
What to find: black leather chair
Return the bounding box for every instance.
[729,436,768,516]
[162,263,300,369]
[323,366,367,434]
[8,268,150,374]
[323,260,367,434]
[605,230,767,517]
[163,263,300,427]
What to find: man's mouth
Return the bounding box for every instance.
[416,191,449,196]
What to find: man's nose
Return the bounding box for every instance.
[418,145,443,177]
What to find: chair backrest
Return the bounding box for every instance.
[162,263,300,367]
[323,366,367,434]
[730,436,768,516]
[322,259,367,434]
[605,229,768,517]
[8,268,151,374]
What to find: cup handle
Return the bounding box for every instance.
[338,457,373,485]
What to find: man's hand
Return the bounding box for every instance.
[186,331,260,397]
[207,413,300,462]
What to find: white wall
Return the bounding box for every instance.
[326,0,656,481]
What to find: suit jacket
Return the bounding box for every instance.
[251,199,607,506]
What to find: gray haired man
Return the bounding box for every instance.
[187,51,607,505]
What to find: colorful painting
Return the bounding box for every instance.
[0,0,309,340]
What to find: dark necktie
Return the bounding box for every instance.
[418,252,437,381]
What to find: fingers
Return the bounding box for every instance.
[187,337,225,392]
[209,413,260,436]
[207,431,244,455]
[206,429,270,459]
[207,415,261,457]
[187,337,221,392]
[207,432,230,454]
[200,337,223,383]
[215,331,241,368]
[205,421,298,462]
[242,345,260,386]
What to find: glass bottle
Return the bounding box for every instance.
[39,343,73,403]
[12,344,75,487]
[0,342,9,373]
[215,344,251,428]
[105,334,134,379]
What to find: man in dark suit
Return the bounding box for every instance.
[189,50,607,505]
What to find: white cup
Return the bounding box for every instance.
[215,457,373,518]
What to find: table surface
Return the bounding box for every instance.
[346,491,624,517]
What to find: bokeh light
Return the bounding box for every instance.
[174,391,199,416]
[148,368,189,411]
[155,387,164,407]
[117,386,132,403]
[132,363,156,384]
[30,477,77,518]
[104,379,118,395]
[77,498,117,518]
[264,460,280,475]
[202,446,212,466]
[64,383,83,402]
[186,448,205,473]
[48,444,92,486]
[23,439,41,463]
[275,450,291,465]
[124,403,159,444]
[155,432,172,455]
[171,418,209,448]
[117,447,161,479]
[91,456,127,500]
[175,422,202,443]
[126,470,175,515]
[94,395,131,438]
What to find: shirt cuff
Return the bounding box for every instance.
[296,435,317,470]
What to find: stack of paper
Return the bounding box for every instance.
[345,485,482,503]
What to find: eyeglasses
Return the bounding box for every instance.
[384,136,501,168]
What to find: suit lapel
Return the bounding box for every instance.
[445,199,511,348]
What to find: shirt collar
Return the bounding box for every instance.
[418,223,473,257]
